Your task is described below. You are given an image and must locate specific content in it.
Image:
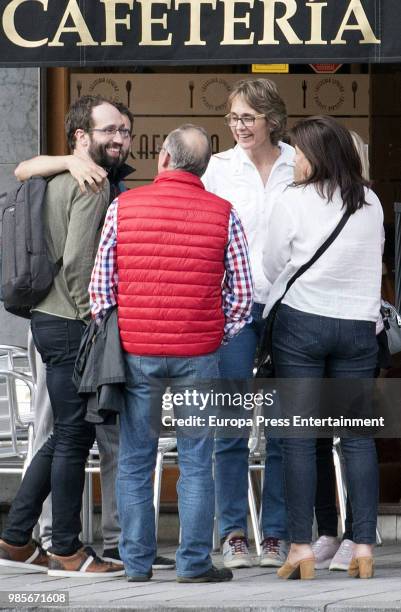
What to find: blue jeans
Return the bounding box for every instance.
[117,352,219,578]
[215,303,288,540]
[273,304,379,544]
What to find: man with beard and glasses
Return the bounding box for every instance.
[11,98,175,572]
[0,96,127,578]
[14,102,134,195]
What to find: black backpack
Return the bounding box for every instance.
[0,176,61,319]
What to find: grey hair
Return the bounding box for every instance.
[164,124,212,177]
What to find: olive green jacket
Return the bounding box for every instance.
[33,172,110,322]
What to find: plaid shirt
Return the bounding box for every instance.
[89,198,253,343]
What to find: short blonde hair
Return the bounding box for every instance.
[228,79,287,145]
[350,130,370,181]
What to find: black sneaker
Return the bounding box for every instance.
[152,555,175,570]
[103,548,175,570]
[127,570,152,582]
[102,547,123,566]
[176,565,233,583]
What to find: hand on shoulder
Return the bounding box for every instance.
[67,152,107,194]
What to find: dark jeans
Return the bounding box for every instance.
[315,334,384,541]
[2,313,95,555]
[273,304,379,545]
[315,437,353,540]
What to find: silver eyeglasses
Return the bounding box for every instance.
[91,127,131,138]
[224,113,266,127]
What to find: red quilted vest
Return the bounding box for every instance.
[117,170,232,356]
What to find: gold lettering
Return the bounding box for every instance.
[220,0,254,46]
[101,0,133,46]
[332,0,380,45]
[258,0,302,45]
[305,2,327,45]
[49,0,98,47]
[175,0,217,46]
[138,0,172,45]
[3,0,48,47]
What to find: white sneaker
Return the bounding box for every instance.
[222,531,252,569]
[329,539,355,571]
[312,535,340,569]
[260,537,289,568]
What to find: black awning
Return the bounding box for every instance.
[0,0,398,67]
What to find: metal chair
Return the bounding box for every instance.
[0,344,36,479]
[81,442,100,544]
[212,407,266,554]
[247,406,266,556]
[82,436,178,543]
[153,438,178,536]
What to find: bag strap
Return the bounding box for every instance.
[28,176,63,275]
[280,209,351,301]
[256,209,352,375]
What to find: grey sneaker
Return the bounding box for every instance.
[222,531,252,569]
[312,535,340,569]
[329,539,354,571]
[260,537,289,568]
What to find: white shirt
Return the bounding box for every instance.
[202,142,294,304]
[262,183,384,322]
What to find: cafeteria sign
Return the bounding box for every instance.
[0,0,396,67]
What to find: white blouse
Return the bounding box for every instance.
[262,183,384,322]
[202,142,294,304]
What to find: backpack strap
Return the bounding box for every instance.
[31,174,63,276]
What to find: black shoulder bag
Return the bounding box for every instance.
[256,211,351,378]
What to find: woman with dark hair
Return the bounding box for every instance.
[263,116,383,580]
[312,131,383,573]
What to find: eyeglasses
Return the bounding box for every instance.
[91,127,131,139]
[155,144,168,154]
[224,113,265,127]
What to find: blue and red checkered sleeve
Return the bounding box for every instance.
[89,198,119,323]
[222,208,254,343]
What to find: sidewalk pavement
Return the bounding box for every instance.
[0,543,401,611]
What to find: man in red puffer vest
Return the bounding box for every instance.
[90,124,253,584]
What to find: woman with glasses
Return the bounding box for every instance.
[202,78,294,569]
[263,116,383,580]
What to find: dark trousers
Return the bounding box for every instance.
[315,437,353,540]
[315,332,384,541]
[273,304,379,545]
[2,313,95,555]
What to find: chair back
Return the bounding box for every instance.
[0,345,35,472]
